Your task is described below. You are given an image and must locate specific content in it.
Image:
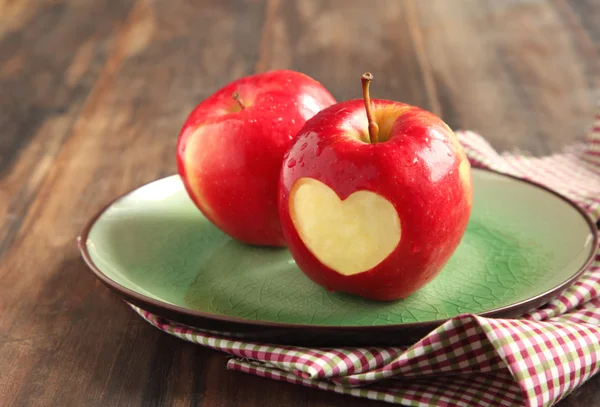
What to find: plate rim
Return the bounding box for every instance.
[78,167,599,336]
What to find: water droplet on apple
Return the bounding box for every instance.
[291,119,296,124]
[300,143,308,151]
[300,162,305,167]
[412,245,421,253]
[287,159,297,168]
[315,145,323,156]
[278,117,283,121]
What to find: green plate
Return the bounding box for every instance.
[79,168,598,346]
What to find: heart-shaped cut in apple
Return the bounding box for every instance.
[289,177,401,276]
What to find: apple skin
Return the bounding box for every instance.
[278,99,472,300]
[177,70,336,247]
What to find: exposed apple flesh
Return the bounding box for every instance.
[278,73,472,300]
[177,70,336,246]
[290,177,401,276]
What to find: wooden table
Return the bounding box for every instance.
[1,0,598,405]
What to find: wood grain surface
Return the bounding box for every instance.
[0,0,598,406]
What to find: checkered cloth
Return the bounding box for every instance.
[130,114,600,407]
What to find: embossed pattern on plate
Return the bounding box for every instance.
[84,169,596,327]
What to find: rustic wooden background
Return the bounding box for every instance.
[1,0,598,405]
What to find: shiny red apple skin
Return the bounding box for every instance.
[278,99,472,300]
[177,70,336,246]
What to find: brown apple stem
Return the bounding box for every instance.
[361,72,379,144]
[232,91,246,110]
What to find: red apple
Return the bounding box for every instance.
[278,73,472,300]
[177,70,336,246]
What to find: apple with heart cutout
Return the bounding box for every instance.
[278,73,472,301]
[177,70,336,247]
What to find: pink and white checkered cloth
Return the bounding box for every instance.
[130,113,600,407]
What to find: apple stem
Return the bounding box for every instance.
[361,72,379,144]
[232,91,246,110]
